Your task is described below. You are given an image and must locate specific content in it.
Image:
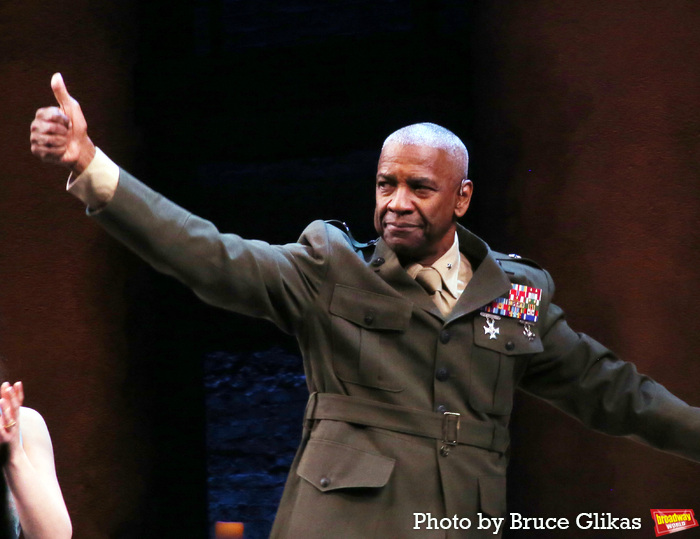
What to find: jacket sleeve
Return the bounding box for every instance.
[518,269,700,462]
[91,169,330,334]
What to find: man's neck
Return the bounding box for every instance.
[398,233,459,267]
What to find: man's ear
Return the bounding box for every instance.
[455,179,473,218]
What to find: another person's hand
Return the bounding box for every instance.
[0,381,73,538]
[30,73,95,175]
[0,381,24,453]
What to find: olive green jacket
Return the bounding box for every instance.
[94,170,700,538]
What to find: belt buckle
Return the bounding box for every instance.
[440,411,460,457]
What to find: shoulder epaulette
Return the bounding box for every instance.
[493,252,544,270]
[325,220,378,253]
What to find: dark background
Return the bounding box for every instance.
[1,1,699,537]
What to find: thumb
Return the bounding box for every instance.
[51,72,74,113]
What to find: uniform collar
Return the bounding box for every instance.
[368,225,511,320]
[405,232,462,299]
[448,226,511,321]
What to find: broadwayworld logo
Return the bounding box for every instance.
[650,509,698,536]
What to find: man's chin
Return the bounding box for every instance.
[383,234,425,261]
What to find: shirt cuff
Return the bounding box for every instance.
[66,147,119,211]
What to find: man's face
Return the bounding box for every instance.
[373,142,472,266]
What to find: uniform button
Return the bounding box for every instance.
[364,312,375,325]
[439,330,451,344]
[319,477,330,488]
[436,404,447,414]
[372,257,385,267]
[505,341,515,351]
[436,368,449,381]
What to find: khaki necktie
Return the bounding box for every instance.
[415,266,452,316]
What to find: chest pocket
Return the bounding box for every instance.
[471,315,543,414]
[329,284,412,392]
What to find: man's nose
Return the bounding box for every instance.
[387,186,413,213]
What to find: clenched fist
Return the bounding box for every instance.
[30,73,95,175]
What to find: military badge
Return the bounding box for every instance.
[479,312,501,340]
[520,320,536,341]
[482,284,542,323]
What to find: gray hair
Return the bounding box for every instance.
[382,122,469,178]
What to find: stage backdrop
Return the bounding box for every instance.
[0,1,698,537]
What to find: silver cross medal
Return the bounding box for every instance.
[480,312,501,340]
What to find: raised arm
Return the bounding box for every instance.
[29,75,327,333]
[0,382,72,539]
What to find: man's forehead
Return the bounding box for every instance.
[378,142,456,172]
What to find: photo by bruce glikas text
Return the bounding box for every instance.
[413,512,642,533]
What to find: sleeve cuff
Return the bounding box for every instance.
[66,147,120,212]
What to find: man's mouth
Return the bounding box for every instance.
[384,221,420,230]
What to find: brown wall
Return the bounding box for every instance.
[471,1,700,536]
[0,1,147,537]
[1,1,698,537]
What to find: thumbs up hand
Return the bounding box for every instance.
[30,73,96,174]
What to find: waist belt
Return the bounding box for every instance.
[304,392,510,454]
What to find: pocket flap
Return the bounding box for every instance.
[298,439,396,492]
[330,284,412,330]
[473,315,543,355]
[478,475,506,517]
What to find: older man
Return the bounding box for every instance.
[31,74,699,538]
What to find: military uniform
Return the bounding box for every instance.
[92,169,700,538]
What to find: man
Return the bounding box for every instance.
[31,74,699,538]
